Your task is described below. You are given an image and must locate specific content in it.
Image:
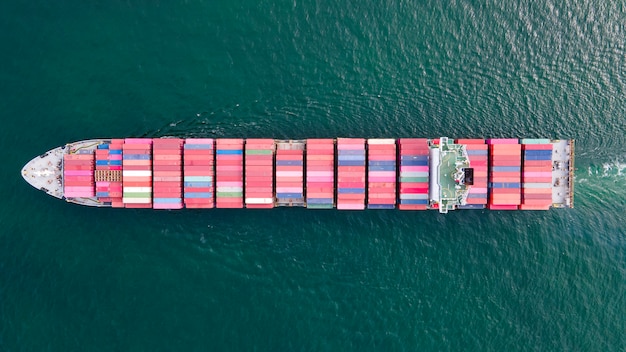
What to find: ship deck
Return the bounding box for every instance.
[551,140,574,208]
[21,139,110,206]
[21,146,65,199]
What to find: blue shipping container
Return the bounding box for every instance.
[400,159,428,166]
[123,154,151,160]
[400,199,428,205]
[338,155,366,161]
[367,204,395,209]
[458,204,486,210]
[368,160,396,166]
[276,160,303,166]
[153,198,183,204]
[337,150,365,155]
[338,160,365,166]
[277,193,304,198]
[307,198,333,204]
[184,192,213,198]
[184,144,213,150]
[337,188,365,194]
[492,166,521,172]
[401,155,428,161]
[490,182,521,188]
[369,165,396,171]
[184,182,212,188]
[216,150,242,155]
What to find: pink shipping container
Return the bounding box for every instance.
[486,139,520,145]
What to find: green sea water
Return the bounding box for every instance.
[1,0,625,350]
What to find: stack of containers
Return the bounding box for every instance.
[94,141,123,207]
[183,139,214,208]
[367,139,396,209]
[456,139,488,209]
[398,138,429,210]
[215,139,244,208]
[520,139,553,210]
[122,138,153,208]
[306,139,335,209]
[336,138,366,210]
[275,141,305,206]
[94,144,110,203]
[152,138,183,209]
[63,152,95,198]
[245,139,275,208]
[487,139,521,210]
[108,141,124,208]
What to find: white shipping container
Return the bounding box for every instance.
[367,139,396,145]
[123,187,152,193]
[122,170,152,177]
[522,182,552,189]
[245,198,274,204]
[216,186,243,192]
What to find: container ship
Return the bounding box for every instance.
[21,138,574,213]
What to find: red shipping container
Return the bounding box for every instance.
[399,205,428,210]
[519,204,550,210]
[274,150,303,156]
[125,204,152,209]
[215,175,242,182]
[522,144,552,150]
[488,204,518,210]
[216,203,243,209]
[489,160,521,166]
[456,139,485,144]
[217,160,243,166]
[368,198,396,205]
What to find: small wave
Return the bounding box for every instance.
[586,160,626,179]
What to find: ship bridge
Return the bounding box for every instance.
[432,138,472,213]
